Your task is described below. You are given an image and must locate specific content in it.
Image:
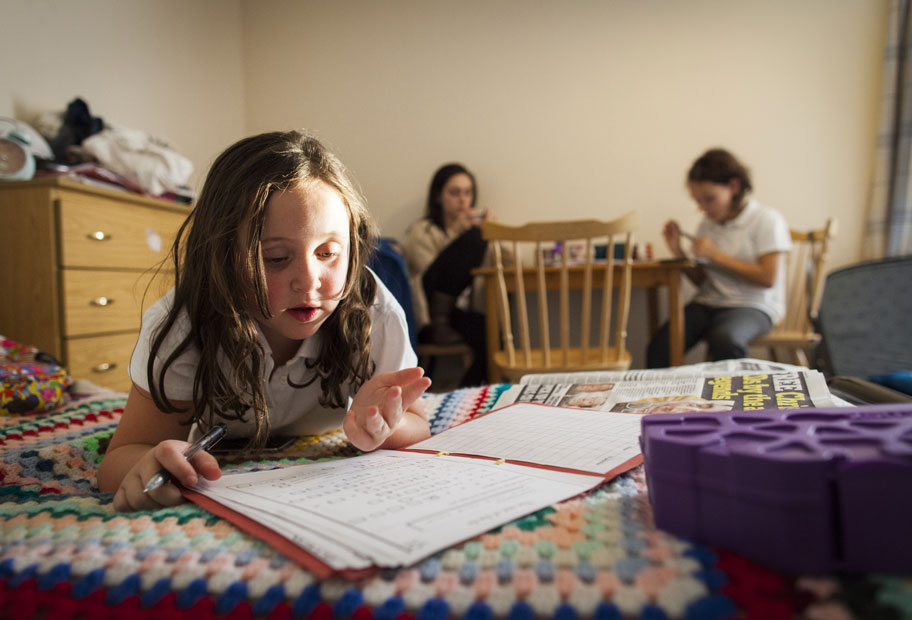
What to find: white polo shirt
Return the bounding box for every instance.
[129,269,416,439]
[693,199,792,323]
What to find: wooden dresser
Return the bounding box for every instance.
[0,178,191,392]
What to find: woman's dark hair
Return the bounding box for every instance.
[687,148,753,209]
[147,130,378,449]
[425,163,476,230]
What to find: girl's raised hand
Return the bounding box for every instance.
[662,220,683,257]
[344,367,432,451]
[112,440,221,512]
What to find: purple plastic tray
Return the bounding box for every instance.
[640,403,912,574]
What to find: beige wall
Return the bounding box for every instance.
[2,0,887,268]
[0,0,889,365]
[241,0,887,272]
[0,0,247,190]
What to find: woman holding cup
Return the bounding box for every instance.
[403,163,490,386]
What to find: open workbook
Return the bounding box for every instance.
[182,402,643,579]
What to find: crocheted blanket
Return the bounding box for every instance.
[1,387,909,620]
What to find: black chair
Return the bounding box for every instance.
[368,238,473,388]
[368,238,418,351]
[818,256,912,403]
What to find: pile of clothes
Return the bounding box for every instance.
[30,97,194,201]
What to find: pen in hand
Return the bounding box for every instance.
[678,230,695,242]
[143,423,227,493]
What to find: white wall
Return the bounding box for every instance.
[0,0,247,190]
[241,0,887,272]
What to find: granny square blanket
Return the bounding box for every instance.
[1,386,909,619]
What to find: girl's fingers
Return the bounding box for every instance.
[348,370,430,448]
[374,369,429,408]
[363,406,387,439]
[400,376,432,408]
[113,469,184,512]
[153,441,202,487]
[144,476,185,505]
[375,367,425,387]
[110,440,219,513]
[379,386,403,428]
[113,486,133,512]
[188,451,222,482]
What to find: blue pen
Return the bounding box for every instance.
[143,423,227,493]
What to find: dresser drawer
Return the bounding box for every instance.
[66,333,139,393]
[57,191,187,269]
[62,269,173,337]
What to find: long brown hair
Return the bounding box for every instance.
[147,130,378,447]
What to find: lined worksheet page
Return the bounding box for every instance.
[211,496,375,569]
[192,450,601,570]
[408,402,643,473]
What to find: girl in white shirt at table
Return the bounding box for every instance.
[647,148,791,368]
[97,130,431,511]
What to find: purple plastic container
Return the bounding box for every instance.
[640,403,912,574]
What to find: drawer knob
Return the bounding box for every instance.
[91,362,117,373]
[90,297,114,307]
[88,231,112,241]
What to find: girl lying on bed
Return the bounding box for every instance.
[97,130,431,511]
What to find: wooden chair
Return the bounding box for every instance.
[481,213,637,383]
[750,218,836,367]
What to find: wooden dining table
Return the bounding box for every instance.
[472,259,690,383]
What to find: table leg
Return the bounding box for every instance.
[647,287,658,336]
[668,272,684,366]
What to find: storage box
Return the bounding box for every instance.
[640,404,912,574]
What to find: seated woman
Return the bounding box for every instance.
[403,163,490,386]
[647,148,792,368]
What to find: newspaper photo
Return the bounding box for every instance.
[492,358,842,412]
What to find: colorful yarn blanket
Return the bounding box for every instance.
[1,386,910,620]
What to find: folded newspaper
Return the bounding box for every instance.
[492,358,845,412]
